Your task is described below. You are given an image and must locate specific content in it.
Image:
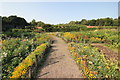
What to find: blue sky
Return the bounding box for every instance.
[1,2,118,24]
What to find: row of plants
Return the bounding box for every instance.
[2,28,47,39]
[57,29,119,48]
[97,26,118,29]
[10,43,49,78]
[1,33,51,78]
[68,42,119,78]
[55,30,119,78]
[2,31,36,39]
[11,29,32,32]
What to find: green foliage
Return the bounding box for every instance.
[57,29,119,48]
[2,15,28,31]
[44,24,88,32]
[25,26,35,29]
[30,19,37,26]
[80,19,88,25]
[12,29,32,32]
[42,24,53,32]
[37,21,45,26]
[2,38,33,78]
[2,15,119,32]
[97,26,118,29]
[67,17,118,26]
[1,33,50,78]
[69,42,119,78]
[57,30,119,78]
[3,31,36,39]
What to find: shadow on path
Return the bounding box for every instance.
[36,36,83,78]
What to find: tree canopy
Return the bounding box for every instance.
[67,17,119,26]
[2,15,28,31]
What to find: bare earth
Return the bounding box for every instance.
[91,43,118,60]
[36,36,83,78]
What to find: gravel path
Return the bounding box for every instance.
[36,36,83,78]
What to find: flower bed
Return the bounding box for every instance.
[56,31,119,78]
[1,33,51,78]
[68,42,119,78]
[10,43,49,78]
[56,30,119,48]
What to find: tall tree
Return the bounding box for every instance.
[80,19,87,25]
[30,19,37,26]
[2,15,28,31]
[37,21,45,26]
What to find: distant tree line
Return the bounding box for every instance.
[68,17,119,26]
[2,15,119,32]
[29,17,119,32]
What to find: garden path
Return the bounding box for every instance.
[36,36,83,78]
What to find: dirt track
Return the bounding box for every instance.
[36,36,83,78]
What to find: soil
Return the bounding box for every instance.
[91,43,118,60]
[36,36,83,78]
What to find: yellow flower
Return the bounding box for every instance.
[77,57,81,60]
[76,60,80,63]
[89,74,94,77]
[84,46,88,48]
[105,75,108,78]
[96,38,101,40]
[95,48,98,51]
[106,66,110,69]
[10,43,49,78]
[88,61,93,64]
[92,76,96,78]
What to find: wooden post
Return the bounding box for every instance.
[35,55,38,67]
[28,66,32,78]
